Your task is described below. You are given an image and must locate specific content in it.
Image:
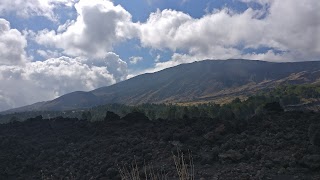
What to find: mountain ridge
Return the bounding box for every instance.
[3,59,320,113]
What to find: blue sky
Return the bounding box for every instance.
[0,0,319,110]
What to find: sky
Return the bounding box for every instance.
[0,0,319,111]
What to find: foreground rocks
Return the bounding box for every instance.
[0,111,319,179]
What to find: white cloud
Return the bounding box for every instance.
[33,0,319,74]
[129,56,143,64]
[24,57,117,94]
[136,0,320,70]
[57,19,75,33]
[155,54,161,62]
[139,9,193,51]
[139,8,265,53]
[79,52,128,82]
[0,55,128,111]
[0,19,28,66]
[35,0,138,59]
[0,0,77,20]
[264,0,320,60]
[37,49,62,59]
[0,17,129,111]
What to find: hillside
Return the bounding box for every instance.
[5,59,320,113]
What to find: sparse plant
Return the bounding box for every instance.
[41,170,76,180]
[118,149,194,180]
[172,149,194,180]
[118,158,168,180]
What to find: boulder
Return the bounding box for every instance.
[219,149,244,162]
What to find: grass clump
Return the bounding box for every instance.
[118,149,194,180]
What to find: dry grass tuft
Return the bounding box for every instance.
[118,158,168,180]
[172,149,194,180]
[118,149,194,180]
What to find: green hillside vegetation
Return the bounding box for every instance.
[1,84,319,124]
[261,84,320,105]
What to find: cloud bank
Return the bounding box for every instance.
[0,55,127,111]
[0,0,76,20]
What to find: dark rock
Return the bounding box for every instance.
[264,160,274,168]
[308,124,320,146]
[26,115,43,123]
[271,175,295,180]
[203,124,225,142]
[264,102,284,112]
[301,155,320,170]
[218,149,244,162]
[104,111,120,121]
[214,124,226,134]
[106,167,118,178]
[0,111,319,179]
[308,145,320,154]
[121,112,149,123]
[203,131,216,142]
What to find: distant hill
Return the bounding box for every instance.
[4,59,320,113]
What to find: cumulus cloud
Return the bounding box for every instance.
[24,57,118,94]
[8,0,320,66]
[139,8,265,55]
[0,55,128,111]
[0,16,130,111]
[34,0,319,71]
[35,0,138,58]
[265,0,320,59]
[0,19,128,110]
[129,56,143,64]
[0,19,28,65]
[136,0,320,70]
[139,9,193,51]
[0,0,76,20]
[79,52,128,82]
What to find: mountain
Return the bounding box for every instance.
[4,59,320,113]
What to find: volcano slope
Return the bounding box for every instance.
[0,110,320,180]
[6,59,320,113]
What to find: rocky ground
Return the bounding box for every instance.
[0,110,320,180]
